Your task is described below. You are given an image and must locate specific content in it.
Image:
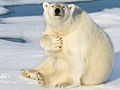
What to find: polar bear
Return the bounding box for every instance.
[21,2,114,88]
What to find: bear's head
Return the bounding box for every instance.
[43,2,79,26]
[43,2,84,34]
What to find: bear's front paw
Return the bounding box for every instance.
[36,72,46,87]
[51,35,63,52]
[55,83,70,88]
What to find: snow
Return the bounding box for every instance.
[0,5,120,90]
[0,7,9,15]
[0,0,97,6]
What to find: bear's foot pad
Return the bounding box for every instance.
[36,72,46,87]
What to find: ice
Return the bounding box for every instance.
[0,0,96,6]
[0,6,9,15]
[0,5,120,90]
[0,0,98,17]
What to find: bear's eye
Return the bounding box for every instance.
[52,5,54,8]
[62,6,65,9]
[69,6,72,9]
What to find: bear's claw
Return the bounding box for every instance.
[52,35,63,52]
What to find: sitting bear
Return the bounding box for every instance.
[21,2,114,88]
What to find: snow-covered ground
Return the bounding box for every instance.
[0,2,120,90]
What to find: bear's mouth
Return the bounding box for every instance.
[55,14,61,16]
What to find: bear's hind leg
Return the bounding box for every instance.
[35,68,70,87]
[21,57,54,80]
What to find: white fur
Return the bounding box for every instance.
[21,2,114,88]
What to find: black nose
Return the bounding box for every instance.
[55,8,60,14]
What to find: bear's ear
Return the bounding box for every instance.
[68,4,75,11]
[43,2,50,9]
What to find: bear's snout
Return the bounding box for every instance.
[55,8,61,16]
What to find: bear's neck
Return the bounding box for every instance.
[46,20,77,36]
[47,24,74,36]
